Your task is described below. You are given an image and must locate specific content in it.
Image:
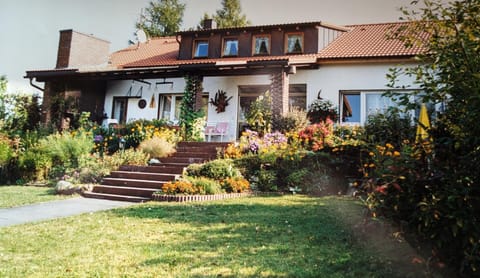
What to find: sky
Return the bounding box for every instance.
[0,0,413,94]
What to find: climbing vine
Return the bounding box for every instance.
[179,75,204,141]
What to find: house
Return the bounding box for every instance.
[25,20,426,141]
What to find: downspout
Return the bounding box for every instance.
[29,78,44,92]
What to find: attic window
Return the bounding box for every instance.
[285,33,304,54]
[223,38,238,56]
[194,40,209,58]
[253,35,270,55]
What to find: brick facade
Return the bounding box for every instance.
[270,70,289,116]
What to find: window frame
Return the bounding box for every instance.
[252,34,271,56]
[193,39,209,58]
[285,32,304,54]
[339,90,416,125]
[222,37,239,57]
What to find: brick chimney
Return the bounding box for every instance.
[56,29,110,69]
[203,19,217,30]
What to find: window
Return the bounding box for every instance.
[286,33,303,54]
[159,94,208,123]
[341,93,361,123]
[340,91,408,125]
[253,35,270,55]
[289,84,307,109]
[112,97,128,124]
[194,40,208,57]
[223,38,238,56]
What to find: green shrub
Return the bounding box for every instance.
[139,137,176,158]
[40,131,94,170]
[185,163,203,177]
[199,159,241,180]
[364,107,414,147]
[246,91,272,136]
[272,107,309,133]
[0,135,12,167]
[187,176,223,194]
[307,98,338,123]
[256,168,277,192]
[286,169,309,188]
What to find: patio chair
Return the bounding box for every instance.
[205,122,228,142]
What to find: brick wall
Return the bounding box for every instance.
[270,70,289,116]
[56,29,110,69]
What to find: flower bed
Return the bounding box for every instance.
[152,192,252,203]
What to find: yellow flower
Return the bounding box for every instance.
[369,163,375,168]
[385,151,392,156]
[369,152,375,156]
[386,143,394,149]
[393,151,401,157]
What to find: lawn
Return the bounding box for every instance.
[0,185,71,208]
[0,195,424,277]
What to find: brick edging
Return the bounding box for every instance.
[152,192,252,203]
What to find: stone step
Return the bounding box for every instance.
[177,141,230,148]
[93,185,158,197]
[119,165,185,175]
[110,171,178,181]
[82,191,150,203]
[157,157,207,164]
[84,142,229,202]
[172,152,215,159]
[102,178,166,189]
[175,146,221,153]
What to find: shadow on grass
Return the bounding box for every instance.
[111,196,396,277]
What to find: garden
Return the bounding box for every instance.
[1,1,480,275]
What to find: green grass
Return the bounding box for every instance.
[0,195,409,277]
[0,185,71,208]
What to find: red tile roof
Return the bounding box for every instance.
[317,22,428,60]
[109,37,179,68]
[105,22,429,70]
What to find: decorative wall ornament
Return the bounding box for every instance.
[209,89,232,113]
[149,94,156,108]
[138,99,147,109]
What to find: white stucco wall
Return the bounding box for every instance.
[290,62,418,107]
[105,78,186,123]
[104,62,418,140]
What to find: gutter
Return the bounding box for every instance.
[28,77,44,92]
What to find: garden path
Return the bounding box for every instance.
[0,197,134,227]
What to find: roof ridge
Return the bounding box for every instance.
[345,21,414,27]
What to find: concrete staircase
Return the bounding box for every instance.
[83,142,229,202]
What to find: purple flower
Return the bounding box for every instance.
[94,135,103,143]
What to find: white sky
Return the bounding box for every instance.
[0,0,412,94]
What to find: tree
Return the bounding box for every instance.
[213,0,250,28]
[387,0,480,275]
[135,0,185,37]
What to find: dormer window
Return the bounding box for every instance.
[223,38,238,56]
[194,40,209,58]
[286,33,304,54]
[253,35,270,55]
